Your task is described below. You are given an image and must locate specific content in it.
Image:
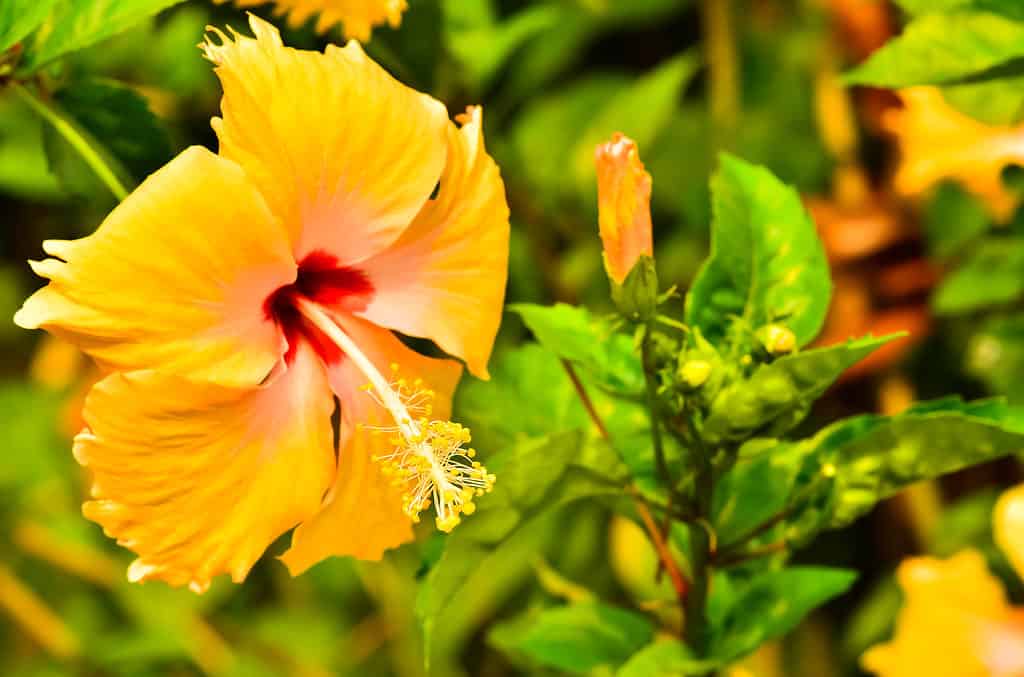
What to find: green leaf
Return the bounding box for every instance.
[702,335,901,444]
[498,601,654,674]
[968,314,1024,401]
[712,567,857,663]
[816,397,1024,529]
[617,639,719,677]
[0,0,57,53]
[570,51,700,195]
[932,237,1024,315]
[894,0,985,14]
[685,154,831,346]
[845,10,1024,87]
[19,0,187,72]
[52,78,172,182]
[443,0,562,92]
[941,73,1024,125]
[415,432,620,665]
[511,303,644,395]
[924,183,991,258]
[712,439,819,546]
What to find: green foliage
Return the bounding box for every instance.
[933,238,1024,314]
[685,154,831,347]
[493,601,654,674]
[416,431,621,664]
[968,314,1024,401]
[711,567,857,663]
[846,8,1024,88]
[18,0,188,72]
[0,0,56,53]
[702,335,900,444]
[511,303,644,395]
[49,78,171,185]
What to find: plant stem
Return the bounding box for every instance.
[560,358,690,605]
[11,81,129,202]
[561,359,610,441]
[640,327,672,493]
[684,413,715,655]
[632,487,689,606]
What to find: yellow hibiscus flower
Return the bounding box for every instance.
[863,485,1024,677]
[14,15,509,593]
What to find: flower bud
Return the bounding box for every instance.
[595,133,654,286]
[757,324,796,355]
[679,359,712,389]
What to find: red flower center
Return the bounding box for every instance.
[265,250,375,365]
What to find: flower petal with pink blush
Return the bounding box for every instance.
[76,344,335,592]
[862,550,1014,677]
[281,314,462,573]
[202,15,449,265]
[355,107,510,378]
[14,146,294,388]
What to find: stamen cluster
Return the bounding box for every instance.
[364,366,496,532]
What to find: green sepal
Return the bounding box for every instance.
[611,255,659,322]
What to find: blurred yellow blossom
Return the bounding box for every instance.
[214,0,407,41]
[883,87,1024,222]
[14,15,508,592]
[863,484,1024,677]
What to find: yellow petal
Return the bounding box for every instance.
[355,107,510,379]
[862,550,1013,677]
[213,0,407,41]
[15,146,294,388]
[995,483,1024,582]
[883,87,1024,222]
[76,344,335,592]
[202,15,449,264]
[281,314,462,573]
[595,132,654,285]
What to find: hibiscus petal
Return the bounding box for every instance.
[862,550,1011,677]
[281,314,462,573]
[202,14,449,265]
[75,344,335,592]
[884,87,1024,222]
[14,146,294,388]
[354,108,510,378]
[212,0,407,41]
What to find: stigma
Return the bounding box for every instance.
[289,296,495,533]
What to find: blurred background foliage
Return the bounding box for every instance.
[3,0,1024,675]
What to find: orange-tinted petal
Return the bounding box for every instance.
[862,550,1014,677]
[281,314,462,573]
[14,146,294,388]
[355,108,509,379]
[76,344,335,592]
[883,87,1024,222]
[202,15,449,265]
[214,0,407,41]
[595,132,654,285]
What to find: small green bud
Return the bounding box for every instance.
[758,324,796,355]
[679,359,713,389]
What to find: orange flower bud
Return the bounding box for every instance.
[595,133,654,285]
